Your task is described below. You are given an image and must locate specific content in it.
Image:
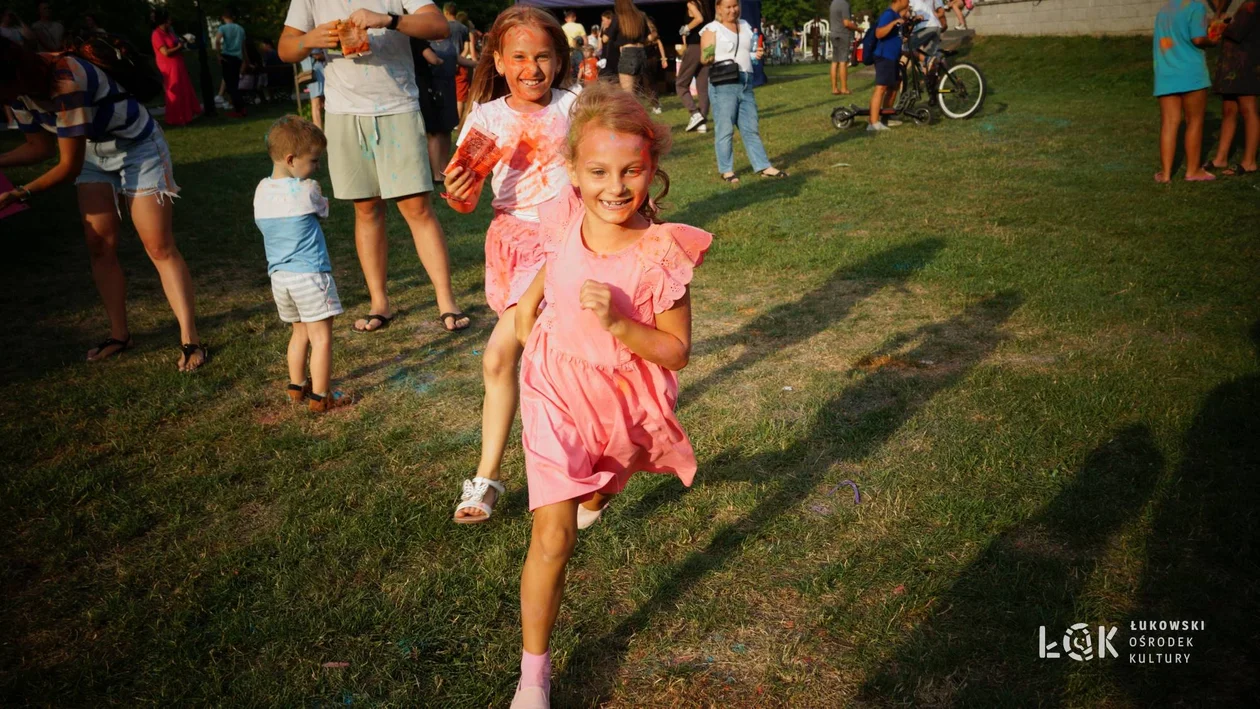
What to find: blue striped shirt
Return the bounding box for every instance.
[8,55,155,142]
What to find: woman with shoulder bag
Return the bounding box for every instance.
[700,0,787,185]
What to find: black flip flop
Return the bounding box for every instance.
[439,312,471,332]
[760,169,790,179]
[180,342,209,372]
[354,313,393,332]
[1223,163,1258,177]
[721,172,740,185]
[88,334,132,361]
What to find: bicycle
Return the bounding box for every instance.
[830,19,985,129]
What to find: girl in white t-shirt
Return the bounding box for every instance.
[443,5,579,525]
[700,0,788,184]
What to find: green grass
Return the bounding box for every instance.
[3,35,1259,706]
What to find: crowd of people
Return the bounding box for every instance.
[1154,0,1258,181]
[0,0,1257,706]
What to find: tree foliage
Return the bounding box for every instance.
[763,0,888,29]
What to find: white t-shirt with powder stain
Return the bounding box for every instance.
[284,0,435,116]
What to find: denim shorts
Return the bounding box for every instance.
[76,127,180,201]
[618,46,646,76]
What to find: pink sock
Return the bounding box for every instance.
[520,649,551,690]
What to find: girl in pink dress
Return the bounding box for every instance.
[150,11,201,127]
[444,7,577,524]
[507,82,712,708]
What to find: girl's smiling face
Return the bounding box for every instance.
[493,25,557,105]
[569,126,655,227]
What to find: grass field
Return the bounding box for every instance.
[2,36,1258,707]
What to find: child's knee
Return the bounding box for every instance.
[482,341,517,380]
[306,319,333,345]
[532,519,576,564]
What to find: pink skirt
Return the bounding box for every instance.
[485,211,545,316]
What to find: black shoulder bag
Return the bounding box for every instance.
[708,24,741,86]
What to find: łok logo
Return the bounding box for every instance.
[1039,623,1118,661]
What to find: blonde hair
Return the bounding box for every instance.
[469,5,572,105]
[564,82,672,223]
[266,115,326,162]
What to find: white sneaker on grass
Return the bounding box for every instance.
[697,122,707,133]
[887,119,904,127]
[867,122,890,132]
[685,112,705,131]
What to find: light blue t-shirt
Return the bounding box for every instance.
[254,177,333,275]
[1153,0,1210,96]
[217,21,245,59]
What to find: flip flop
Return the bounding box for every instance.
[1222,164,1259,177]
[760,169,790,179]
[439,312,470,332]
[87,334,132,361]
[353,313,393,332]
[179,343,209,372]
[721,172,740,185]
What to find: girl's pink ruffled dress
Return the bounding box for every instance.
[520,189,713,510]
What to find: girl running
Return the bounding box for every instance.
[444,6,577,524]
[508,82,712,708]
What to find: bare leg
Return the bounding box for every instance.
[1211,97,1238,168]
[427,131,452,184]
[455,312,522,521]
[288,321,309,385]
[831,62,840,94]
[1158,94,1182,182]
[394,193,467,330]
[1239,95,1259,171]
[619,72,636,93]
[351,197,391,329]
[520,499,579,655]
[306,317,334,396]
[78,184,129,360]
[840,61,850,94]
[127,192,202,370]
[311,96,324,131]
[869,85,886,126]
[580,490,616,513]
[1183,89,1209,179]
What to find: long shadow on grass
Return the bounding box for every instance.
[1111,320,1260,706]
[556,291,1019,706]
[856,423,1162,705]
[680,238,945,410]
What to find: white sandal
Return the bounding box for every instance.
[453,476,506,524]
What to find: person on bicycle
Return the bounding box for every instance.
[908,0,947,66]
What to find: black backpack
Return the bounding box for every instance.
[67,32,164,104]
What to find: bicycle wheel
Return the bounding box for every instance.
[936,62,985,119]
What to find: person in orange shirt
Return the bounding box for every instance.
[579,44,599,84]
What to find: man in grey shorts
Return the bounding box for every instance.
[830,0,859,95]
[279,0,470,333]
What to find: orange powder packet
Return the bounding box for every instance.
[335,20,372,58]
[451,127,503,181]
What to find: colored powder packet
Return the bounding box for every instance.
[451,127,503,181]
[336,20,372,58]
[0,171,30,221]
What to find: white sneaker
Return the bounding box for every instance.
[685,112,705,132]
[886,119,904,127]
[652,106,662,115]
[867,122,890,132]
[697,122,707,133]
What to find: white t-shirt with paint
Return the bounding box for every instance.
[284,0,435,116]
[452,89,581,222]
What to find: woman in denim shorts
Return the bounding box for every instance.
[0,38,207,371]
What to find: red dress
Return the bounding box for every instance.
[151,27,201,126]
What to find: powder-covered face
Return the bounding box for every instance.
[494,25,558,105]
[569,126,655,227]
[288,146,323,180]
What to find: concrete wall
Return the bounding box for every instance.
[963,0,1166,36]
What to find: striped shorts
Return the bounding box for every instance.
[271,271,343,323]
